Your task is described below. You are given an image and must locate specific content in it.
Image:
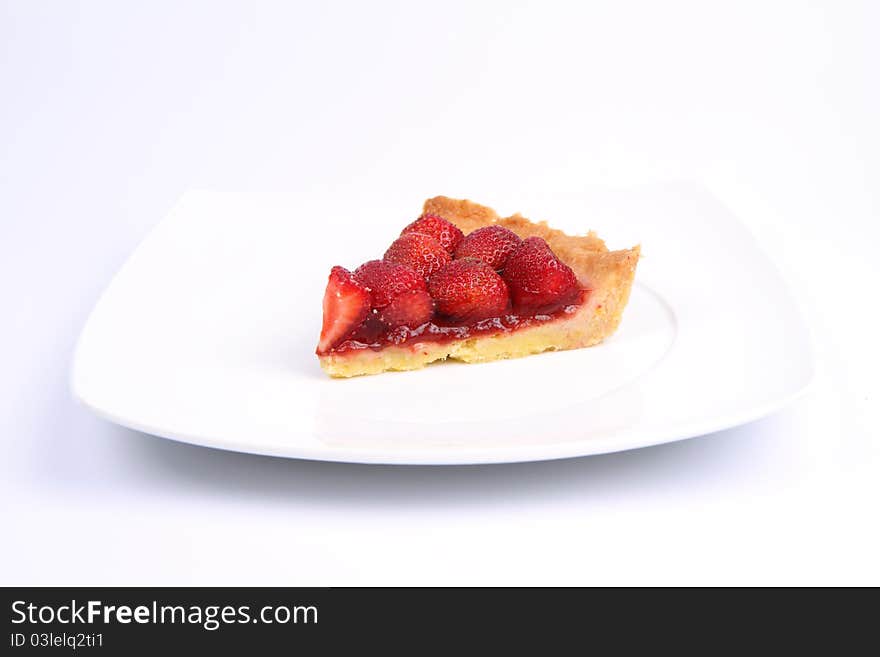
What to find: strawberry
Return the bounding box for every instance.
[378,289,435,329]
[384,233,451,278]
[353,259,426,309]
[401,214,464,253]
[348,312,386,344]
[316,266,370,354]
[454,225,521,271]
[502,237,578,313]
[427,258,509,322]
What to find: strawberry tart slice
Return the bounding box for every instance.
[316,196,640,377]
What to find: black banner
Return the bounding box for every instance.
[1,587,871,651]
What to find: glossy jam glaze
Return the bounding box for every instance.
[332,289,590,353]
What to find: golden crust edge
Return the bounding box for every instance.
[318,300,606,378]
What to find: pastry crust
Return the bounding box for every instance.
[319,197,640,377]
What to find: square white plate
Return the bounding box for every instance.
[72,184,813,464]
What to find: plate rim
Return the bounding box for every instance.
[72,374,814,464]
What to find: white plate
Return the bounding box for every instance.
[72,184,813,464]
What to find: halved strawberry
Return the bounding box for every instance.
[384,233,451,278]
[353,259,426,309]
[316,266,371,354]
[401,214,464,253]
[502,237,578,313]
[454,225,522,270]
[427,258,509,322]
[378,289,435,329]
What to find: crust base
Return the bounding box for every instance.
[318,196,640,377]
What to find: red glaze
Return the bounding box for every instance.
[332,289,588,353]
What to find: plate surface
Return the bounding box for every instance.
[72,184,813,464]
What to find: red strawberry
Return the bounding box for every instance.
[316,266,370,354]
[378,289,435,329]
[502,237,578,313]
[384,233,451,278]
[348,312,387,344]
[353,259,426,308]
[402,214,464,253]
[427,258,509,322]
[454,225,522,270]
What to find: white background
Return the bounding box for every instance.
[2,0,878,585]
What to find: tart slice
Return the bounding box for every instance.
[316,196,640,377]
